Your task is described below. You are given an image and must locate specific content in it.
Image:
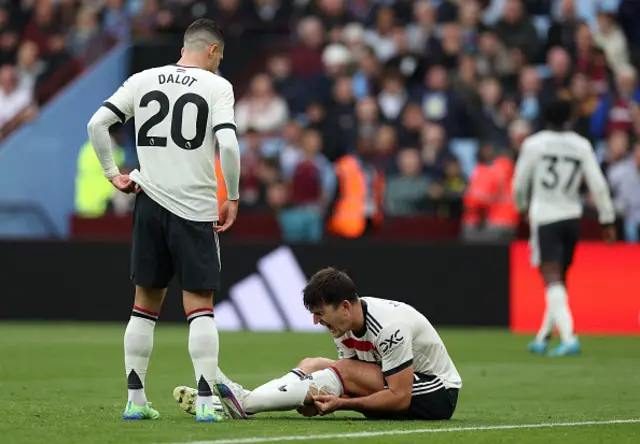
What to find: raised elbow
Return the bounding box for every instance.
[87,112,101,136]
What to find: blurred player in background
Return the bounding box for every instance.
[175,267,462,421]
[87,18,243,422]
[513,99,616,357]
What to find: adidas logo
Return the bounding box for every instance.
[215,246,324,333]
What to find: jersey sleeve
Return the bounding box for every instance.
[376,323,413,377]
[512,139,536,213]
[581,142,615,224]
[102,74,138,124]
[211,79,236,133]
[334,336,356,360]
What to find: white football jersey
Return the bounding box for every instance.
[513,130,615,225]
[103,64,236,222]
[334,297,462,389]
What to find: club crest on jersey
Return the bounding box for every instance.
[379,329,404,354]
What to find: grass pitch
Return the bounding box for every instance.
[0,323,638,444]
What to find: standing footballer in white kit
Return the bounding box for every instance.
[513,99,616,357]
[87,18,249,422]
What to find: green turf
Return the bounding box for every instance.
[0,323,638,444]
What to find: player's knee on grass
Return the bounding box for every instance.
[330,359,386,397]
[298,357,335,374]
[134,286,167,314]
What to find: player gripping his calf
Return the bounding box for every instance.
[175,267,462,420]
[87,19,245,422]
[513,99,616,357]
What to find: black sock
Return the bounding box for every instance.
[198,375,213,397]
[127,370,143,390]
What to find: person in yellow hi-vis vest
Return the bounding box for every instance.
[75,139,125,217]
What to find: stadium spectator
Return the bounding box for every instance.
[453,53,481,111]
[350,46,380,99]
[16,41,43,95]
[396,102,424,149]
[279,128,335,243]
[436,0,459,24]
[0,28,19,66]
[324,75,356,161]
[327,136,384,239]
[568,71,598,144]
[66,8,101,59]
[429,22,463,71]
[518,66,543,125]
[476,29,516,80]
[474,76,511,148]
[439,157,467,215]
[493,0,540,63]
[290,16,325,78]
[354,95,379,143]
[594,10,630,72]
[405,0,435,53]
[420,123,452,181]
[102,0,131,42]
[305,0,352,33]
[544,49,572,100]
[373,124,398,171]
[601,130,631,178]
[385,28,427,87]
[547,0,579,55]
[458,0,484,54]
[364,6,397,63]
[384,148,431,215]
[341,22,366,61]
[273,119,304,178]
[35,31,79,104]
[266,53,305,114]
[239,128,267,208]
[131,0,160,38]
[22,0,58,56]
[302,42,351,106]
[419,64,469,138]
[235,73,289,135]
[377,70,407,122]
[591,64,640,139]
[608,142,640,243]
[0,65,32,127]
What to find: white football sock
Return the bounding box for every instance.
[307,367,344,397]
[242,377,311,414]
[278,368,306,385]
[124,310,157,406]
[546,283,575,344]
[535,308,554,343]
[188,311,219,410]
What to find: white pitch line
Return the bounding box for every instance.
[171,418,640,444]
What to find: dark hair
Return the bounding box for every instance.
[303,267,358,311]
[184,18,224,44]
[543,99,573,129]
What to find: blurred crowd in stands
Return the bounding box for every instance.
[0,0,124,138]
[12,0,636,242]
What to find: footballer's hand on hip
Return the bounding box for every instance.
[110,174,136,194]
[215,199,239,233]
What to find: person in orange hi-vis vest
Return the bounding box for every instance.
[461,155,497,241]
[487,153,520,239]
[327,138,385,238]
